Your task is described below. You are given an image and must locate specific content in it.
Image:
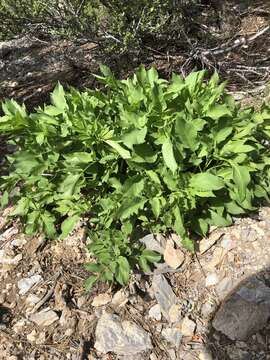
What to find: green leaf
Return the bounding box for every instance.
[85,275,98,291]
[174,116,198,150]
[231,163,251,202]
[206,104,231,120]
[141,249,161,263]
[150,197,161,218]
[190,173,224,191]
[84,263,102,272]
[132,143,157,163]
[215,127,233,144]
[60,214,80,239]
[58,174,82,196]
[138,257,151,273]
[115,256,130,285]
[117,197,146,219]
[162,138,177,173]
[105,140,131,159]
[122,127,147,149]
[0,191,9,209]
[50,82,67,111]
[12,198,30,216]
[185,70,206,94]
[42,212,56,238]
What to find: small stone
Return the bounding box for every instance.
[10,237,27,248]
[17,274,42,295]
[198,350,213,360]
[0,250,22,265]
[29,308,59,327]
[26,294,41,307]
[112,289,129,307]
[148,304,162,321]
[13,319,26,334]
[164,239,185,269]
[161,327,182,347]
[36,331,46,344]
[180,317,196,337]
[27,329,37,343]
[94,312,152,355]
[168,304,182,323]
[205,273,219,287]
[152,274,178,321]
[201,301,216,318]
[91,293,111,307]
[77,296,86,308]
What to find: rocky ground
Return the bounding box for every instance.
[1,205,270,360]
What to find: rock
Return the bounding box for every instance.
[198,350,213,360]
[212,278,270,340]
[152,274,178,321]
[164,239,185,269]
[161,327,182,347]
[13,319,26,334]
[0,250,22,266]
[17,274,42,295]
[27,329,38,343]
[94,312,152,355]
[215,276,235,299]
[26,294,41,307]
[199,232,224,254]
[148,304,162,321]
[29,308,59,327]
[10,236,27,248]
[112,289,129,308]
[91,293,111,307]
[205,273,219,287]
[139,234,166,254]
[180,317,196,337]
[168,304,182,323]
[201,301,216,318]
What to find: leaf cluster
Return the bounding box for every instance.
[1,66,270,288]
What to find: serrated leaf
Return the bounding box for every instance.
[117,197,146,219]
[12,197,30,216]
[84,263,102,272]
[190,173,224,191]
[162,138,177,173]
[85,275,98,291]
[60,214,80,239]
[115,256,130,285]
[58,174,82,196]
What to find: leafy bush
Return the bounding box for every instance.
[1,66,270,288]
[0,0,202,54]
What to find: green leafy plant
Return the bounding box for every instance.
[1,66,270,288]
